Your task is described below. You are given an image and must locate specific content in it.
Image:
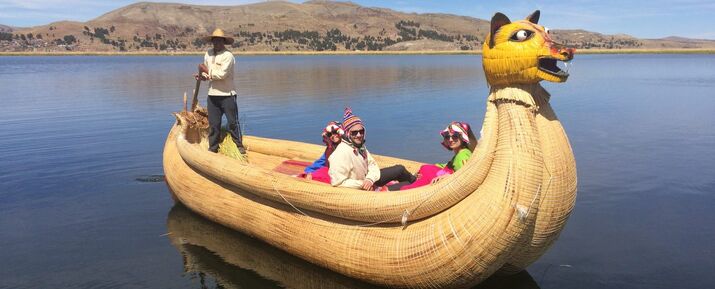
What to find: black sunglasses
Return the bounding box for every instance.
[443,134,460,141]
[349,129,365,136]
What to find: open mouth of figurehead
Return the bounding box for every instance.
[538,57,571,77]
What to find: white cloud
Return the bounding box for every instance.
[0,0,103,10]
[0,10,69,19]
[0,0,300,26]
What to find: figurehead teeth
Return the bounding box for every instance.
[557,60,571,74]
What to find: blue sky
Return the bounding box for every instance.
[0,0,714,40]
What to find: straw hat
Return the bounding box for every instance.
[204,28,234,45]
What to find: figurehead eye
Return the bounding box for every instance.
[510,29,534,41]
[544,27,550,34]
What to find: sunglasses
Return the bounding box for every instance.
[349,129,365,137]
[443,134,460,141]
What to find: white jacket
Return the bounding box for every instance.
[328,140,380,189]
[203,48,236,96]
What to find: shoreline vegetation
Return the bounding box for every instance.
[1,48,714,56]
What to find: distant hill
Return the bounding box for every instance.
[0,24,13,32]
[641,36,715,49]
[2,0,715,52]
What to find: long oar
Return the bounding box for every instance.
[191,64,205,111]
[191,76,200,111]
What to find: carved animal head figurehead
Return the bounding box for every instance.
[482,10,575,86]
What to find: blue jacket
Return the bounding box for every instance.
[304,153,326,173]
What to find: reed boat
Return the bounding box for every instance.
[163,11,577,288]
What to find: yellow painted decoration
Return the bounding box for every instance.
[483,11,575,86]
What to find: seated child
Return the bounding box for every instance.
[300,121,343,184]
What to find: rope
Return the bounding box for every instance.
[517,184,541,222]
[517,162,554,221]
[270,177,407,227]
[271,178,314,218]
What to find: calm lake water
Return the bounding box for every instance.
[1,54,714,289]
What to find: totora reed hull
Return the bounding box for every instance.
[162,82,577,288]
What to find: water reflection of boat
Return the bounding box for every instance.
[167,204,540,289]
[168,204,384,289]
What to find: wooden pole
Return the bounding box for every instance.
[191,78,200,111]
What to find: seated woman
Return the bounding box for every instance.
[400,121,477,190]
[300,121,344,184]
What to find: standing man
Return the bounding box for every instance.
[196,28,246,154]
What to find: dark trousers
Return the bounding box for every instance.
[207,95,244,152]
[375,165,415,191]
